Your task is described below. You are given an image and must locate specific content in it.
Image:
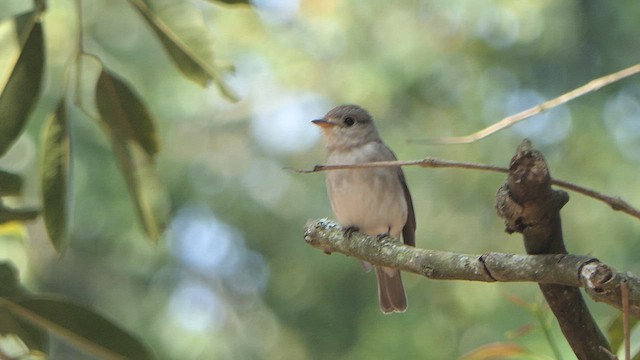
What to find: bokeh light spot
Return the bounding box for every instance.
[168,205,243,277]
[167,281,225,332]
[604,85,640,162]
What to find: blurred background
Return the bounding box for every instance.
[2,0,640,358]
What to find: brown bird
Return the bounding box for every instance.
[313,104,416,313]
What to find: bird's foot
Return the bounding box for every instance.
[343,226,359,239]
[375,233,392,241]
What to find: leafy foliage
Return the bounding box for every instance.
[95,70,164,241]
[2,0,640,359]
[0,0,239,357]
[130,0,238,98]
[0,263,153,359]
[41,101,71,251]
[0,11,44,157]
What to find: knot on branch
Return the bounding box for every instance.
[304,218,342,254]
[496,140,612,358]
[582,263,640,318]
[495,140,568,253]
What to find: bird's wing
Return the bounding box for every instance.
[371,140,417,247]
[399,169,416,247]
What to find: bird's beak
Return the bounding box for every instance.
[312,119,337,128]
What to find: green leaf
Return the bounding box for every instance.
[128,0,238,100]
[0,262,23,297]
[0,14,45,157]
[95,70,159,158]
[0,206,40,224]
[0,170,23,196]
[0,263,48,353]
[607,312,640,359]
[0,2,34,23]
[40,101,72,251]
[1,297,154,360]
[95,70,167,242]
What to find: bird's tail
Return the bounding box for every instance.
[375,266,407,314]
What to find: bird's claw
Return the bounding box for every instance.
[344,226,359,239]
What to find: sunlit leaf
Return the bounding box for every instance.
[2,297,154,360]
[0,2,34,23]
[128,0,238,100]
[0,318,48,357]
[95,70,167,242]
[0,170,23,196]
[0,222,28,240]
[95,70,159,158]
[110,141,164,242]
[459,342,528,360]
[40,101,72,251]
[0,14,44,157]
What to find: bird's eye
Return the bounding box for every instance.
[344,116,355,126]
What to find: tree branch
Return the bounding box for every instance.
[294,158,640,222]
[496,140,610,359]
[410,63,640,144]
[304,218,640,318]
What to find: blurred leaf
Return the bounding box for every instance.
[0,14,44,157]
[459,342,529,360]
[0,331,47,359]
[0,221,28,239]
[110,141,165,242]
[0,207,39,224]
[128,0,238,100]
[505,324,535,340]
[0,314,47,357]
[631,323,640,360]
[95,70,159,158]
[96,70,166,242]
[205,0,250,4]
[0,170,23,196]
[14,10,35,41]
[1,297,154,360]
[0,1,34,23]
[0,262,23,297]
[40,101,72,251]
[608,312,640,359]
[34,0,46,13]
[0,263,48,354]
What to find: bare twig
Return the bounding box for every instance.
[622,280,630,360]
[294,158,640,221]
[411,63,640,144]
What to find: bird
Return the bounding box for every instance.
[312,104,416,314]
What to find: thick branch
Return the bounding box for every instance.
[304,218,640,318]
[496,140,611,359]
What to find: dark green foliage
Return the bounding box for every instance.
[0,12,44,156]
[41,101,71,251]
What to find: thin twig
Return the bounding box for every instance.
[410,63,640,145]
[622,280,630,360]
[293,158,640,221]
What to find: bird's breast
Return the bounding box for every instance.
[326,166,408,238]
